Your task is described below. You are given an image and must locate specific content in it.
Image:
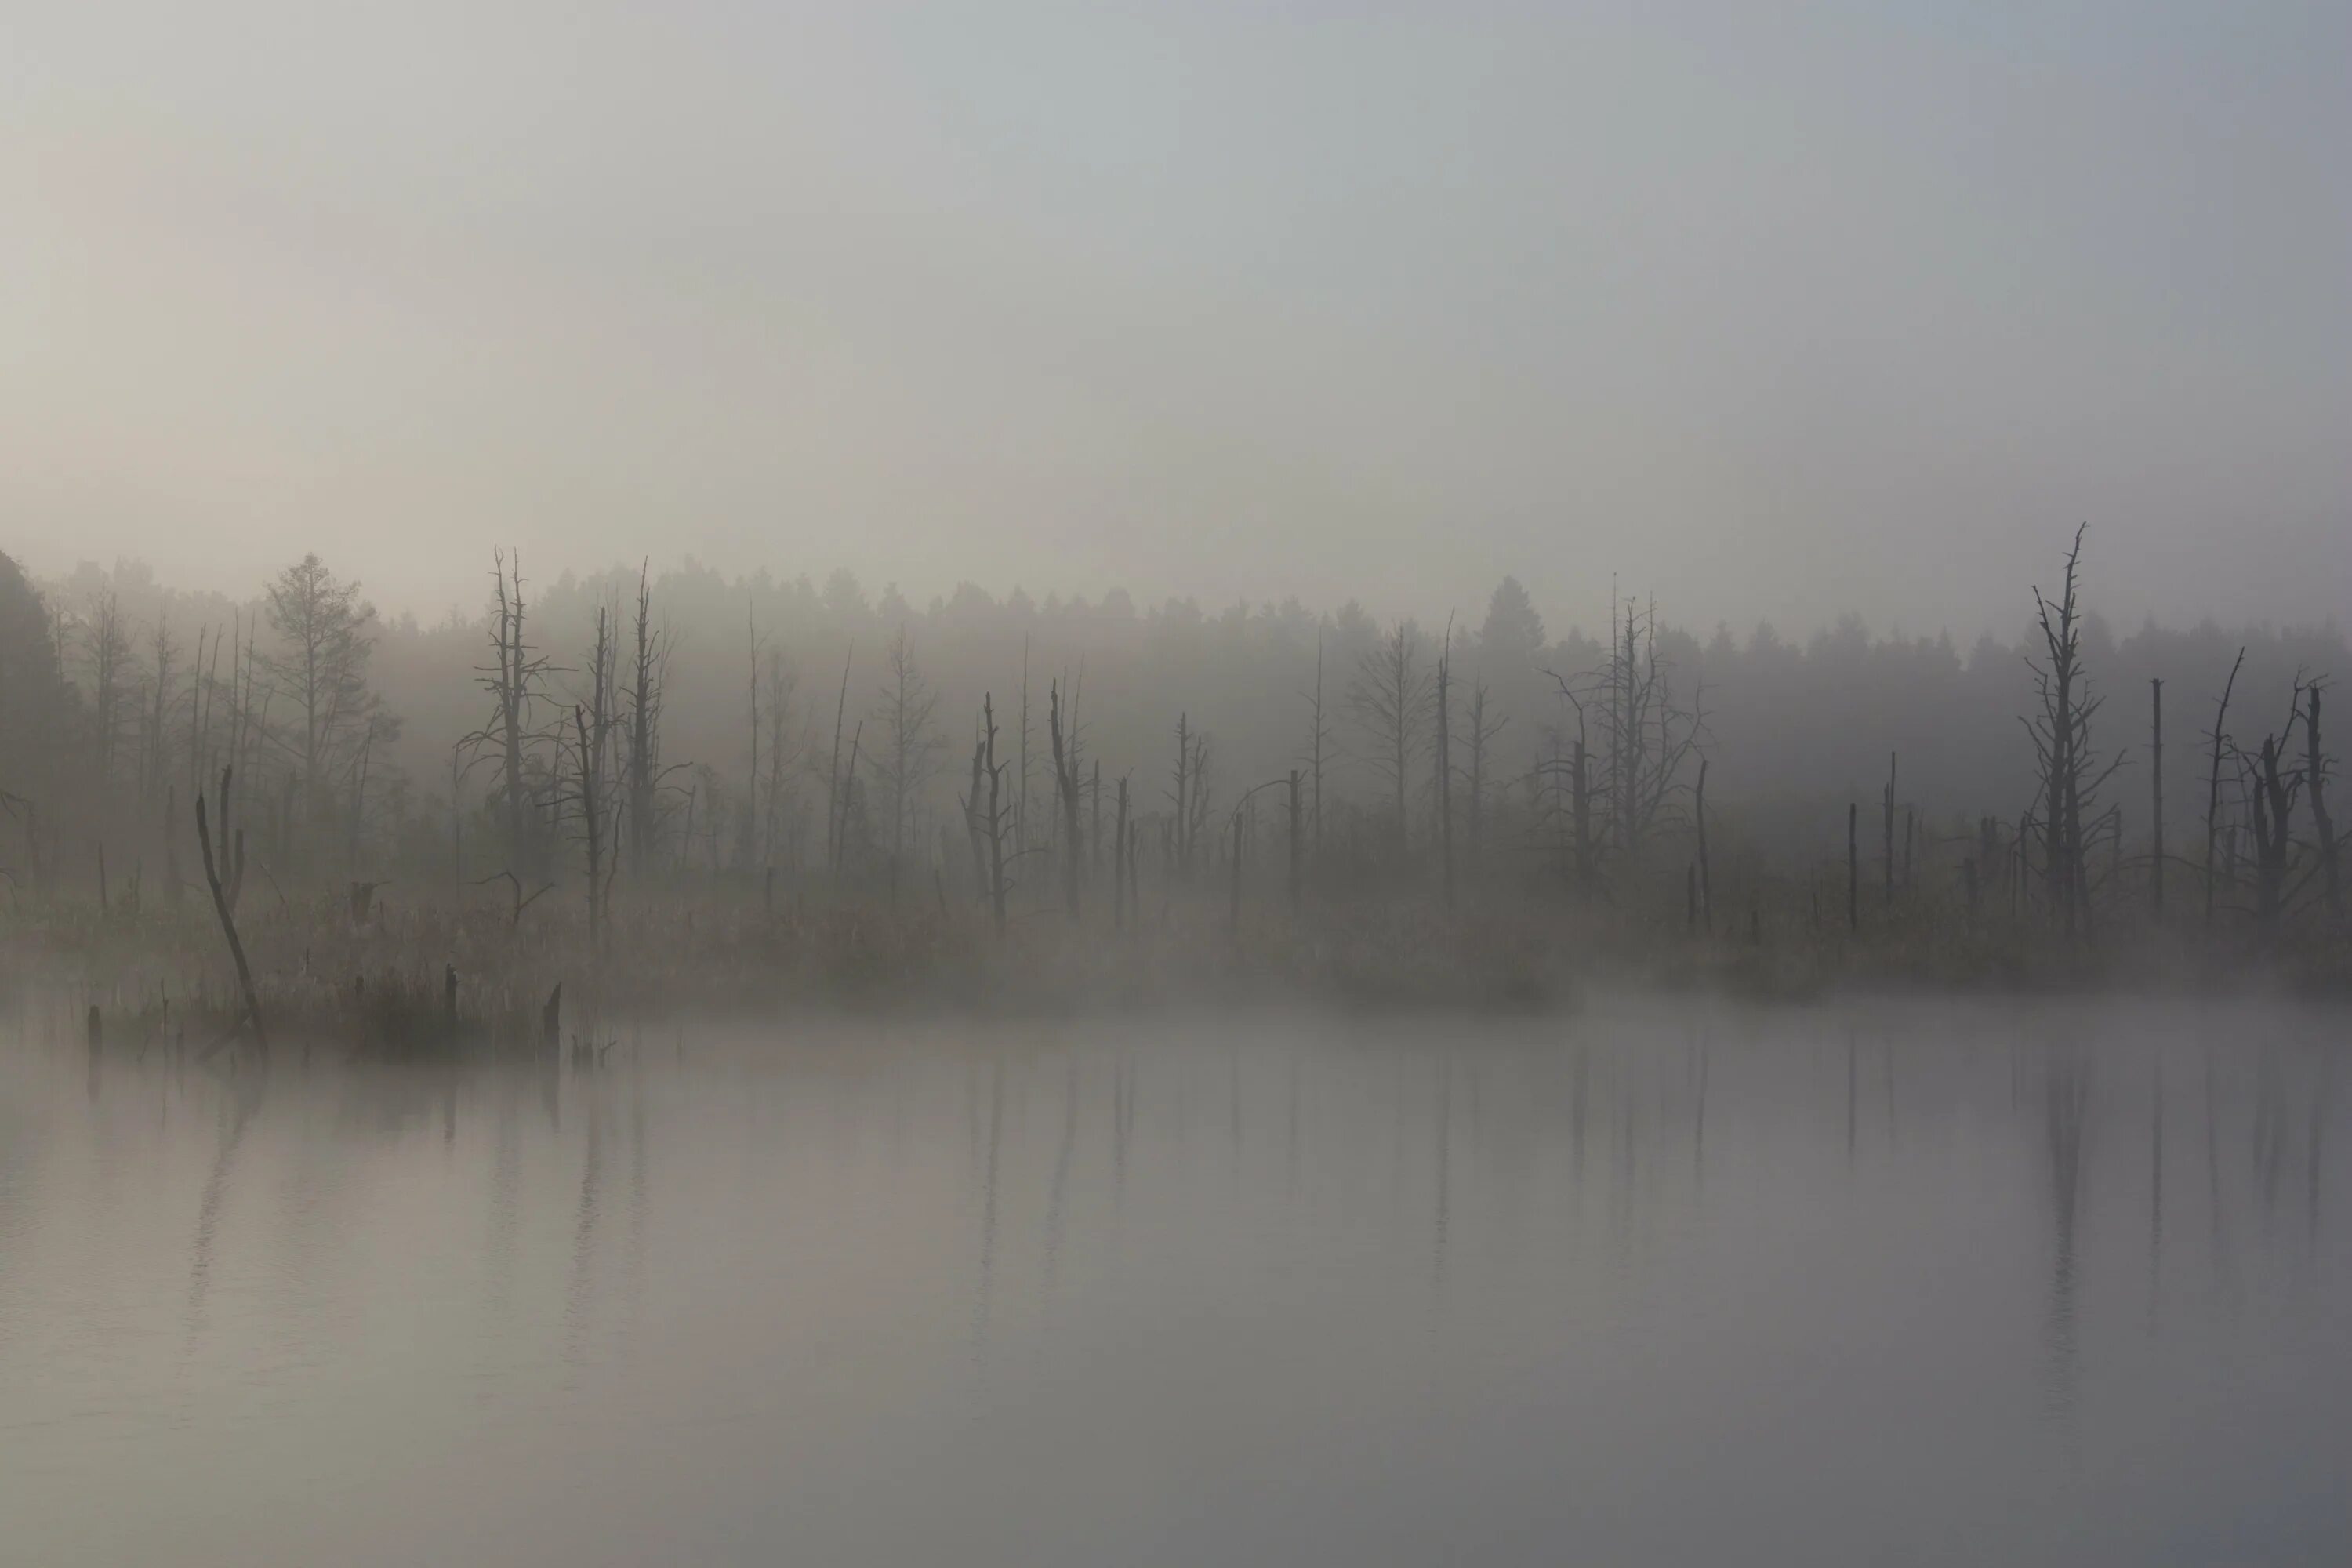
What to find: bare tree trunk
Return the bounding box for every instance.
[1434,630,1454,909]
[826,644,852,879]
[2150,677,2165,916]
[1113,776,1131,933]
[2205,648,2245,929]
[983,696,1007,935]
[2307,684,2339,916]
[1048,681,1081,922]
[1287,769,1302,913]
[1882,752,1897,910]
[195,768,267,1061]
[1173,712,1191,874]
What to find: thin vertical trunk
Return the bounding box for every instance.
[1434,631,1453,909]
[1113,776,1130,933]
[1882,752,1897,910]
[2150,677,2165,915]
[2307,685,2339,916]
[2205,648,2245,928]
[1287,769,1302,913]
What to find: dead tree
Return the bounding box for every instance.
[824,643,854,878]
[569,702,606,954]
[1047,680,1082,921]
[2023,526,2122,941]
[194,768,266,1061]
[1463,673,1505,874]
[2150,677,2165,915]
[2305,683,2339,917]
[468,550,555,880]
[1287,769,1303,912]
[982,696,1008,933]
[2204,647,2246,929]
[1113,775,1131,932]
[623,561,677,881]
[1433,624,1454,908]
[1350,620,1430,857]
[870,628,944,902]
[958,720,991,902]
[1882,753,1897,910]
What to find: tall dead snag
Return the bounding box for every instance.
[1433,624,1454,909]
[470,550,554,880]
[621,564,677,884]
[2149,678,2165,915]
[194,768,267,1062]
[981,695,1007,934]
[1305,630,1331,866]
[570,701,604,955]
[1287,769,1303,913]
[1047,680,1082,922]
[2204,648,2245,929]
[823,643,853,879]
[2024,526,2122,942]
[1882,753,1897,910]
[1112,775,1131,932]
[871,628,944,902]
[2305,683,2339,917]
[959,722,990,902]
[1351,620,1430,858]
[1171,711,1192,874]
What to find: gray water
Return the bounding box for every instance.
[2,996,2347,1566]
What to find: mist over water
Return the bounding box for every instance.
[5,996,2347,1566]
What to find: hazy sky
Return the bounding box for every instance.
[8,2,2347,637]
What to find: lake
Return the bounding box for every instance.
[3,995,2347,1565]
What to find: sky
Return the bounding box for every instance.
[6,1,2347,640]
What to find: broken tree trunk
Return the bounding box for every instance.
[195,768,267,1062]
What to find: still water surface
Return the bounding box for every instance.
[2,996,2347,1565]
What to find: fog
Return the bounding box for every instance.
[8,5,2352,1561]
[9,3,2350,633]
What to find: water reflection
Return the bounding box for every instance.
[8,998,2350,1567]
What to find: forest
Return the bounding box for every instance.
[2,530,2346,1054]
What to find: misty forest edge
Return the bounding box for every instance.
[5,528,2347,1061]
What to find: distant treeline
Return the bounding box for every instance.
[3,544,2341,910]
